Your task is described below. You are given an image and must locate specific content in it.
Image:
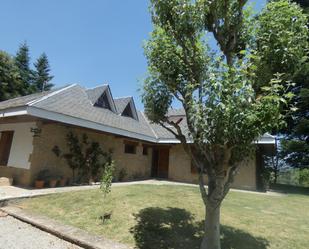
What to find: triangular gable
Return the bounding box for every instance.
[114,97,138,120]
[86,85,117,113]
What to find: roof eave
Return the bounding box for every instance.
[0,106,28,117]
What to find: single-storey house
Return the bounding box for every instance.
[0,84,275,190]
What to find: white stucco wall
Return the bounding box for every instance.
[0,122,35,169]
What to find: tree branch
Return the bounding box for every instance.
[158,121,180,139]
[198,170,208,206]
[222,165,239,200]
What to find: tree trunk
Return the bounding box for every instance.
[200,204,221,249]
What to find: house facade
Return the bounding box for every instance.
[0,84,275,190]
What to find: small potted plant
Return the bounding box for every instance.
[59,176,67,187]
[49,177,58,188]
[35,169,50,189]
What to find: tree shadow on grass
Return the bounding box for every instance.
[130,207,269,249]
[221,226,269,249]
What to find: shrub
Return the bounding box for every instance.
[100,160,115,197]
[53,131,113,183]
[299,169,309,187]
[118,168,127,182]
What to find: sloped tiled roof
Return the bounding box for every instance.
[32,85,156,139]
[167,108,186,116]
[85,85,108,104]
[144,114,189,140]
[0,86,68,110]
[0,84,275,144]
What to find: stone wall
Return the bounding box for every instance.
[29,121,152,185]
[0,120,258,190]
[168,144,257,190]
[0,166,31,186]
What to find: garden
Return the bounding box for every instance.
[18,184,309,249]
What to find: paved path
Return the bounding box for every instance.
[0,179,283,202]
[0,185,99,202]
[0,215,82,249]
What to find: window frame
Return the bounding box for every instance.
[124,140,138,154]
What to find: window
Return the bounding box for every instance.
[95,93,111,110]
[142,145,148,155]
[122,104,134,118]
[124,144,136,154]
[124,140,138,154]
[0,131,14,166]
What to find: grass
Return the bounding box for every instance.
[19,184,309,249]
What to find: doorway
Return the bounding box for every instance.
[151,147,170,178]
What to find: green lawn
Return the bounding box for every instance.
[19,184,309,249]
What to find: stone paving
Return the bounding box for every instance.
[1,206,131,249]
[0,184,99,202]
[0,215,83,249]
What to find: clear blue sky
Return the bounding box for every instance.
[1,0,266,110]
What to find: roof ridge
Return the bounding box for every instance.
[28,84,77,106]
[86,84,109,90]
[113,96,133,100]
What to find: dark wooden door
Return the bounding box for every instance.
[157,148,169,178]
[0,131,14,166]
[151,148,159,177]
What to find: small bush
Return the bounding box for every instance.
[299,169,309,187]
[132,171,144,180]
[100,161,115,197]
[118,168,127,182]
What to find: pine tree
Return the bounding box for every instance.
[0,51,22,101]
[14,42,34,95]
[34,53,54,91]
[280,1,309,169]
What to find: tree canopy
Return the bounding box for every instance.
[0,42,54,101]
[279,0,309,170]
[0,51,22,101]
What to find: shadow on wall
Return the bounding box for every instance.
[130,207,269,249]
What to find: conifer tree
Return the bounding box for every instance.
[34,53,54,91]
[14,42,34,94]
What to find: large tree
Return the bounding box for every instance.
[14,42,34,95]
[142,1,308,248]
[0,51,22,101]
[33,53,54,91]
[279,0,309,170]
